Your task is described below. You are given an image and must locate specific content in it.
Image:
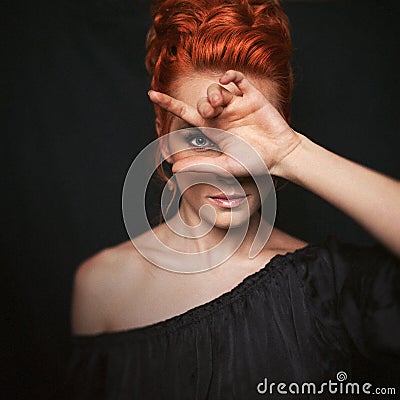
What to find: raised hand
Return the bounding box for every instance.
[148,69,303,177]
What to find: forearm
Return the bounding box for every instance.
[274,133,400,257]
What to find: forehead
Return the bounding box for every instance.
[169,71,279,128]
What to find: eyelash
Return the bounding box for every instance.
[185,130,217,150]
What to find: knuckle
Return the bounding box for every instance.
[201,106,213,118]
[200,107,210,118]
[213,83,222,91]
[165,97,173,108]
[205,110,215,119]
[178,104,186,117]
[207,84,219,96]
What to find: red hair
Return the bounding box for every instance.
[145,0,293,190]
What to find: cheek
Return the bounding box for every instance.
[241,179,259,195]
[243,183,262,210]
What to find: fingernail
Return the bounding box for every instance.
[147,90,152,96]
[212,94,219,102]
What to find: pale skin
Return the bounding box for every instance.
[71,69,399,335]
[149,69,400,258]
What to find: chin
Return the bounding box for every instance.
[207,209,256,230]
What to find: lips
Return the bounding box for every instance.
[208,193,248,209]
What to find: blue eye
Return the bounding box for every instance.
[186,131,216,149]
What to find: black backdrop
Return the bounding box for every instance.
[3,1,400,399]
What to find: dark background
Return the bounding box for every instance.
[3,0,400,399]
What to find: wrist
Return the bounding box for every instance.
[270,131,312,182]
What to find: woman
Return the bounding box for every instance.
[64,0,400,399]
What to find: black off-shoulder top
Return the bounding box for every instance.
[60,236,400,399]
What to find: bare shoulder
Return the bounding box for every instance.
[71,240,151,335]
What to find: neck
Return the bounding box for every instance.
[166,201,265,258]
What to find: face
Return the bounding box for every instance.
[159,70,279,229]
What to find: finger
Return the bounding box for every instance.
[148,90,204,126]
[171,154,247,177]
[172,156,232,176]
[219,70,255,96]
[207,83,235,107]
[197,96,224,119]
